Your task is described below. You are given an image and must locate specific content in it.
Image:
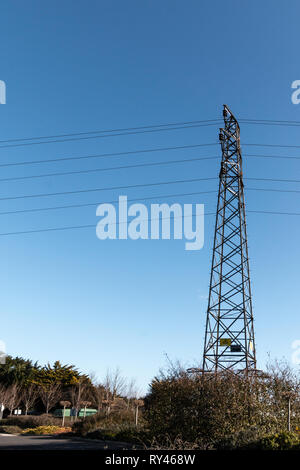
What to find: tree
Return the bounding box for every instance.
[39,382,61,414]
[5,384,21,416]
[103,367,126,415]
[69,378,90,421]
[0,384,8,419]
[21,383,38,415]
[125,378,140,409]
[91,383,105,412]
[39,361,83,386]
[0,356,38,386]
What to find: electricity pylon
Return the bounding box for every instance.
[202,105,256,373]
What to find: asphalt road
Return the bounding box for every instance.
[0,433,133,450]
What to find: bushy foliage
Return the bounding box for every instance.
[32,361,88,387]
[247,432,300,450]
[86,428,146,446]
[0,425,22,434]
[215,426,262,450]
[0,356,38,386]
[73,410,140,436]
[144,362,300,448]
[22,425,72,435]
[1,414,61,429]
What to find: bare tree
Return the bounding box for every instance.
[125,378,140,410]
[0,384,8,419]
[103,368,126,415]
[5,384,21,416]
[91,383,105,412]
[69,378,89,421]
[21,384,38,415]
[39,383,61,414]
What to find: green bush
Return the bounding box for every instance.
[72,410,148,446]
[251,432,300,450]
[144,373,250,445]
[72,410,139,437]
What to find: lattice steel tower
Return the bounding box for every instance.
[202,105,256,373]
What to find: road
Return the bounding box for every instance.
[0,433,134,450]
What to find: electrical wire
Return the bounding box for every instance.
[0,175,298,202]
[0,208,298,238]
[0,119,222,144]
[0,155,219,183]
[0,177,218,202]
[0,143,218,168]
[0,122,221,149]
[0,187,298,217]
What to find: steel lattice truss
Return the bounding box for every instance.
[202,105,256,373]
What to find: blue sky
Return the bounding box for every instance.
[0,0,299,392]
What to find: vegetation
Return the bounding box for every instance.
[21,425,72,436]
[0,425,22,434]
[1,355,300,449]
[0,414,63,428]
[143,360,300,449]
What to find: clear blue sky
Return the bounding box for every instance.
[0,0,299,392]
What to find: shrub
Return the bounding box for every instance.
[0,425,22,434]
[144,372,253,445]
[1,414,60,429]
[148,436,209,450]
[72,410,140,437]
[250,432,300,450]
[144,362,300,447]
[85,427,147,447]
[72,412,106,436]
[114,428,149,446]
[216,426,262,450]
[22,425,72,435]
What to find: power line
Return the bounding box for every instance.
[0,175,300,203]
[0,208,298,238]
[3,116,300,147]
[0,155,219,183]
[0,154,299,184]
[245,177,300,183]
[0,122,221,149]
[0,190,217,216]
[0,177,218,202]
[244,143,300,149]
[245,153,300,161]
[3,153,300,184]
[0,146,298,172]
[0,187,299,217]
[240,118,300,127]
[0,143,218,168]
[246,187,300,194]
[248,209,300,215]
[0,119,221,144]
[2,115,300,151]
